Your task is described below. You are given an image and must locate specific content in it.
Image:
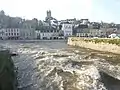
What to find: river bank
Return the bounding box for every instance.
[67,37,120,54]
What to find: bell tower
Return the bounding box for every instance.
[47,10,51,18]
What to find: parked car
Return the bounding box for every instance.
[93,37,98,38]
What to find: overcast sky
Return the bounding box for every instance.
[0,0,120,23]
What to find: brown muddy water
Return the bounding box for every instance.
[0,40,120,90]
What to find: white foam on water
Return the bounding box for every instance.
[73,66,106,90]
[33,49,107,90]
[0,42,108,90]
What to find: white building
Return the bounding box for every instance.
[20,29,35,39]
[40,30,53,39]
[50,19,58,28]
[0,28,20,39]
[62,24,73,37]
[35,29,59,39]
[81,19,89,25]
[61,18,76,24]
[35,30,41,39]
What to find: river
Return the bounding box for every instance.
[0,40,120,90]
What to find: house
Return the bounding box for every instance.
[35,28,59,40]
[20,29,35,39]
[42,21,49,26]
[74,24,89,37]
[89,29,101,37]
[35,30,41,39]
[40,29,53,39]
[0,28,20,40]
[106,28,117,37]
[62,23,73,37]
[80,19,89,25]
[0,29,6,39]
[60,18,76,24]
[76,28,90,37]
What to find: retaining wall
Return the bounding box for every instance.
[67,37,120,54]
[0,50,17,90]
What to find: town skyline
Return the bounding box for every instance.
[0,0,120,23]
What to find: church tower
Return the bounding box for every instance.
[47,10,51,18]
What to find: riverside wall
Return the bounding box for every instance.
[67,37,120,54]
[0,50,17,90]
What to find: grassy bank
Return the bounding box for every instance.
[68,37,120,54]
[71,37,120,46]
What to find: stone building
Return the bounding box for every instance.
[20,28,35,40]
[74,24,89,37]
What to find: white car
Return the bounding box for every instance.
[93,37,98,38]
[115,36,119,39]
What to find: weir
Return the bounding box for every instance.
[0,40,120,90]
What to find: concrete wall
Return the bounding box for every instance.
[67,37,120,54]
[0,50,17,90]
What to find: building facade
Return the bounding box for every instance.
[20,29,35,39]
[35,30,41,39]
[0,29,5,39]
[62,24,73,37]
[61,18,76,24]
[76,28,90,37]
[89,29,101,37]
[0,28,20,39]
[74,24,89,37]
[35,29,59,40]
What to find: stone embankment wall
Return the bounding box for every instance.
[0,50,17,90]
[67,37,120,54]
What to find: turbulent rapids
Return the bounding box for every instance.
[0,40,120,90]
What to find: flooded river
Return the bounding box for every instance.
[0,40,120,90]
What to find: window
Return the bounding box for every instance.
[17,33,19,35]
[43,33,44,36]
[11,33,13,35]
[9,33,10,35]
[1,32,3,35]
[14,33,16,36]
[11,29,13,32]
[6,33,8,36]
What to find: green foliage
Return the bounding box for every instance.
[71,37,120,46]
[83,38,120,46]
